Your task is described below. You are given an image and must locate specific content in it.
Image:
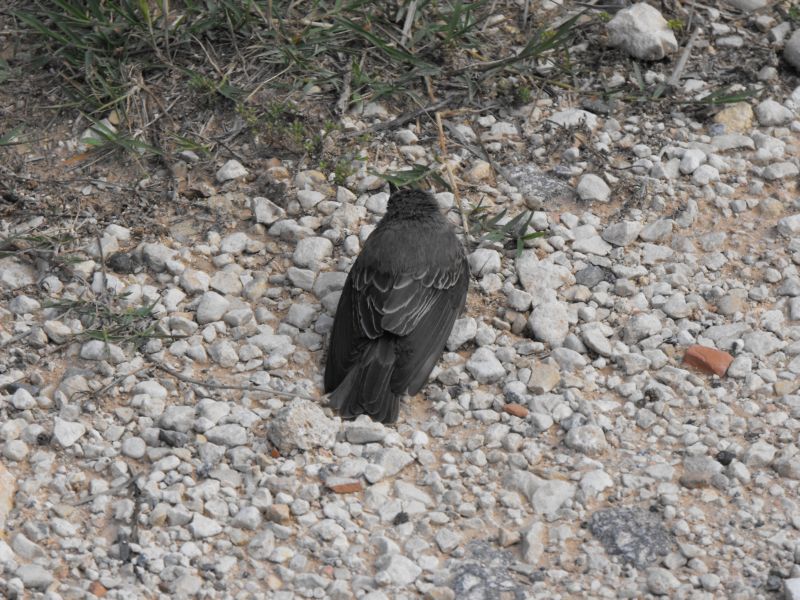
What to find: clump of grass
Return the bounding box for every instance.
[15,1,586,159]
[44,295,167,349]
[468,200,545,257]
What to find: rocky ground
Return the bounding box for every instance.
[3,1,800,599]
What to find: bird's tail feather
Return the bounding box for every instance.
[328,337,399,423]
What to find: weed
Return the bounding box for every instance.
[377,164,450,191]
[667,19,684,32]
[468,200,545,257]
[44,295,168,349]
[81,117,162,159]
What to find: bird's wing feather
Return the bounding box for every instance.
[324,279,363,392]
[392,257,469,394]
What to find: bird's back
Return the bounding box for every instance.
[324,189,468,423]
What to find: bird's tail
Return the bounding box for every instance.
[328,337,399,423]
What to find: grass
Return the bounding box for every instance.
[9,1,762,178]
[12,0,585,161]
[468,199,545,257]
[44,295,168,348]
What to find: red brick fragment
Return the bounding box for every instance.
[89,581,108,597]
[683,344,733,376]
[504,403,529,418]
[328,481,363,494]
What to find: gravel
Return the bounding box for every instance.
[4,5,800,598]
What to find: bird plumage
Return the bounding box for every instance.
[324,189,469,423]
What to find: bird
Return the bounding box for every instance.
[324,188,469,423]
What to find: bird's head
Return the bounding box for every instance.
[385,188,441,219]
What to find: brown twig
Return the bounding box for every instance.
[152,360,318,402]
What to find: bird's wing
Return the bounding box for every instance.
[353,258,465,338]
[324,279,364,392]
[391,257,469,395]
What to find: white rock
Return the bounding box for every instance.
[529,301,569,346]
[607,3,678,61]
[724,0,767,9]
[293,237,333,269]
[576,174,611,202]
[297,190,325,210]
[196,291,230,324]
[565,424,608,456]
[374,553,421,586]
[516,252,575,298]
[53,418,86,448]
[251,196,286,225]
[755,99,793,126]
[466,347,506,383]
[268,398,339,452]
[778,214,800,236]
[0,257,37,290]
[679,148,706,174]
[189,513,223,538]
[468,248,502,276]
[763,162,799,181]
[215,159,248,182]
[548,108,598,130]
[447,317,477,350]
[602,221,642,246]
[521,522,547,564]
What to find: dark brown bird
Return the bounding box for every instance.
[324,189,469,423]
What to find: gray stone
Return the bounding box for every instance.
[516,252,574,296]
[447,317,478,351]
[189,513,223,538]
[680,455,723,488]
[209,340,239,367]
[582,327,612,357]
[216,159,248,182]
[589,507,673,568]
[435,528,461,553]
[764,162,799,181]
[679,148,706,174]
[251,196,286,225]
[206,424,247,447]
[778,214,800,237]
[466,347,506,383]
[232,506,262,530]
[369,447,413,477]
[602,221,642,246]
[16,564,53,590]
[121,436,147,459]
[742,331,783,357]
[529,301,569,347]
[639,219,673,242]
[53,418,86,448]
[565,424,608,456]
[547,108,598,130]
[468,248,502,276]
[80,339,126,364]
[624,313,661,344]
[293,237,333,269]
[755,99,793,126]
[374,553,421,586]
[647,567,680,595]
[607,3,678,60]
[0,257,37,290]
[743,440,776,467]
[196,291,230,324]
[268,398,339,452]
[785,29,800,71]
[576,174,610,202]
[504,469,576,517]
[521,522,546,564]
